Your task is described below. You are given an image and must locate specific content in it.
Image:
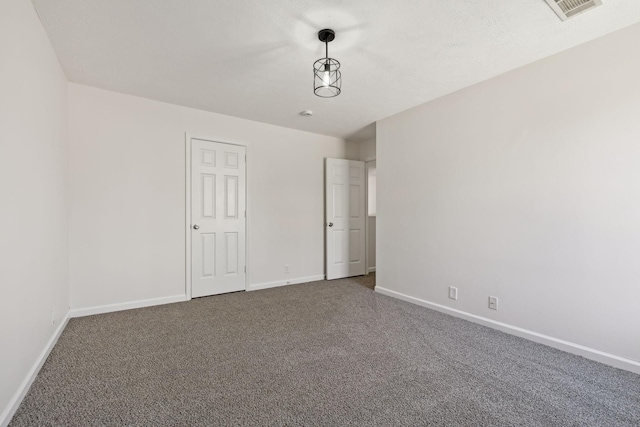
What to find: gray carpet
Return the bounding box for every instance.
[10,275,640,426]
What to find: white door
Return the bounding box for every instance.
[191,139,246,297]
[325,158,366,280]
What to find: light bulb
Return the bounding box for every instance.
[322,63,331,87]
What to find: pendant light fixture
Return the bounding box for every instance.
[313,29,341,98]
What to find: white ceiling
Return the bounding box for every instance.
[32,0,640,141]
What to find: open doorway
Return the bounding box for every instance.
[366,159,376,286]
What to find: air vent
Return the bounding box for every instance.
[544,0,602,21]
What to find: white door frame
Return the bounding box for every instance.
[185,133,249,300]
[364,157,376,275]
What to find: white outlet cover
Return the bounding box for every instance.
[448,286,458,300]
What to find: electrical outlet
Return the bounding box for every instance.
[489,296,498,310]
[448,286,458,300]
[284,264,290,274]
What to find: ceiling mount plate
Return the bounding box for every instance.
[318,29,335,43]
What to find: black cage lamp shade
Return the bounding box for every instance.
[314,29,341,98]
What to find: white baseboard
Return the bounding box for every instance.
[1,312,70,427]
[69,294,188,318]
[248,275,325,292]
[368,267,376,273]
[375,286,640,375]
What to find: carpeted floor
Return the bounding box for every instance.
[353,271,375,290]
[10,275,640,426]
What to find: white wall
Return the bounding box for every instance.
[68,84,346,309]
[346,138,376,161]
[345,140,360,161]
[377,23,640,366]
[358,138,376,161]
[0,0,69,422]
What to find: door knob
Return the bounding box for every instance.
[328,222,333,227]
[193,224,200,230]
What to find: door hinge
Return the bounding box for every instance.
[245,155,247,162]
[244,266,247,273]
[244,210,247,218]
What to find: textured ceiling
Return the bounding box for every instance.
[32,0,640,141]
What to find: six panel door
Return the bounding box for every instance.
[191,139,246,297]
[325,158,366,280]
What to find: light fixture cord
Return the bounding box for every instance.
[325,39,328,60]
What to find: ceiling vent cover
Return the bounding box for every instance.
[544,0,603,21]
